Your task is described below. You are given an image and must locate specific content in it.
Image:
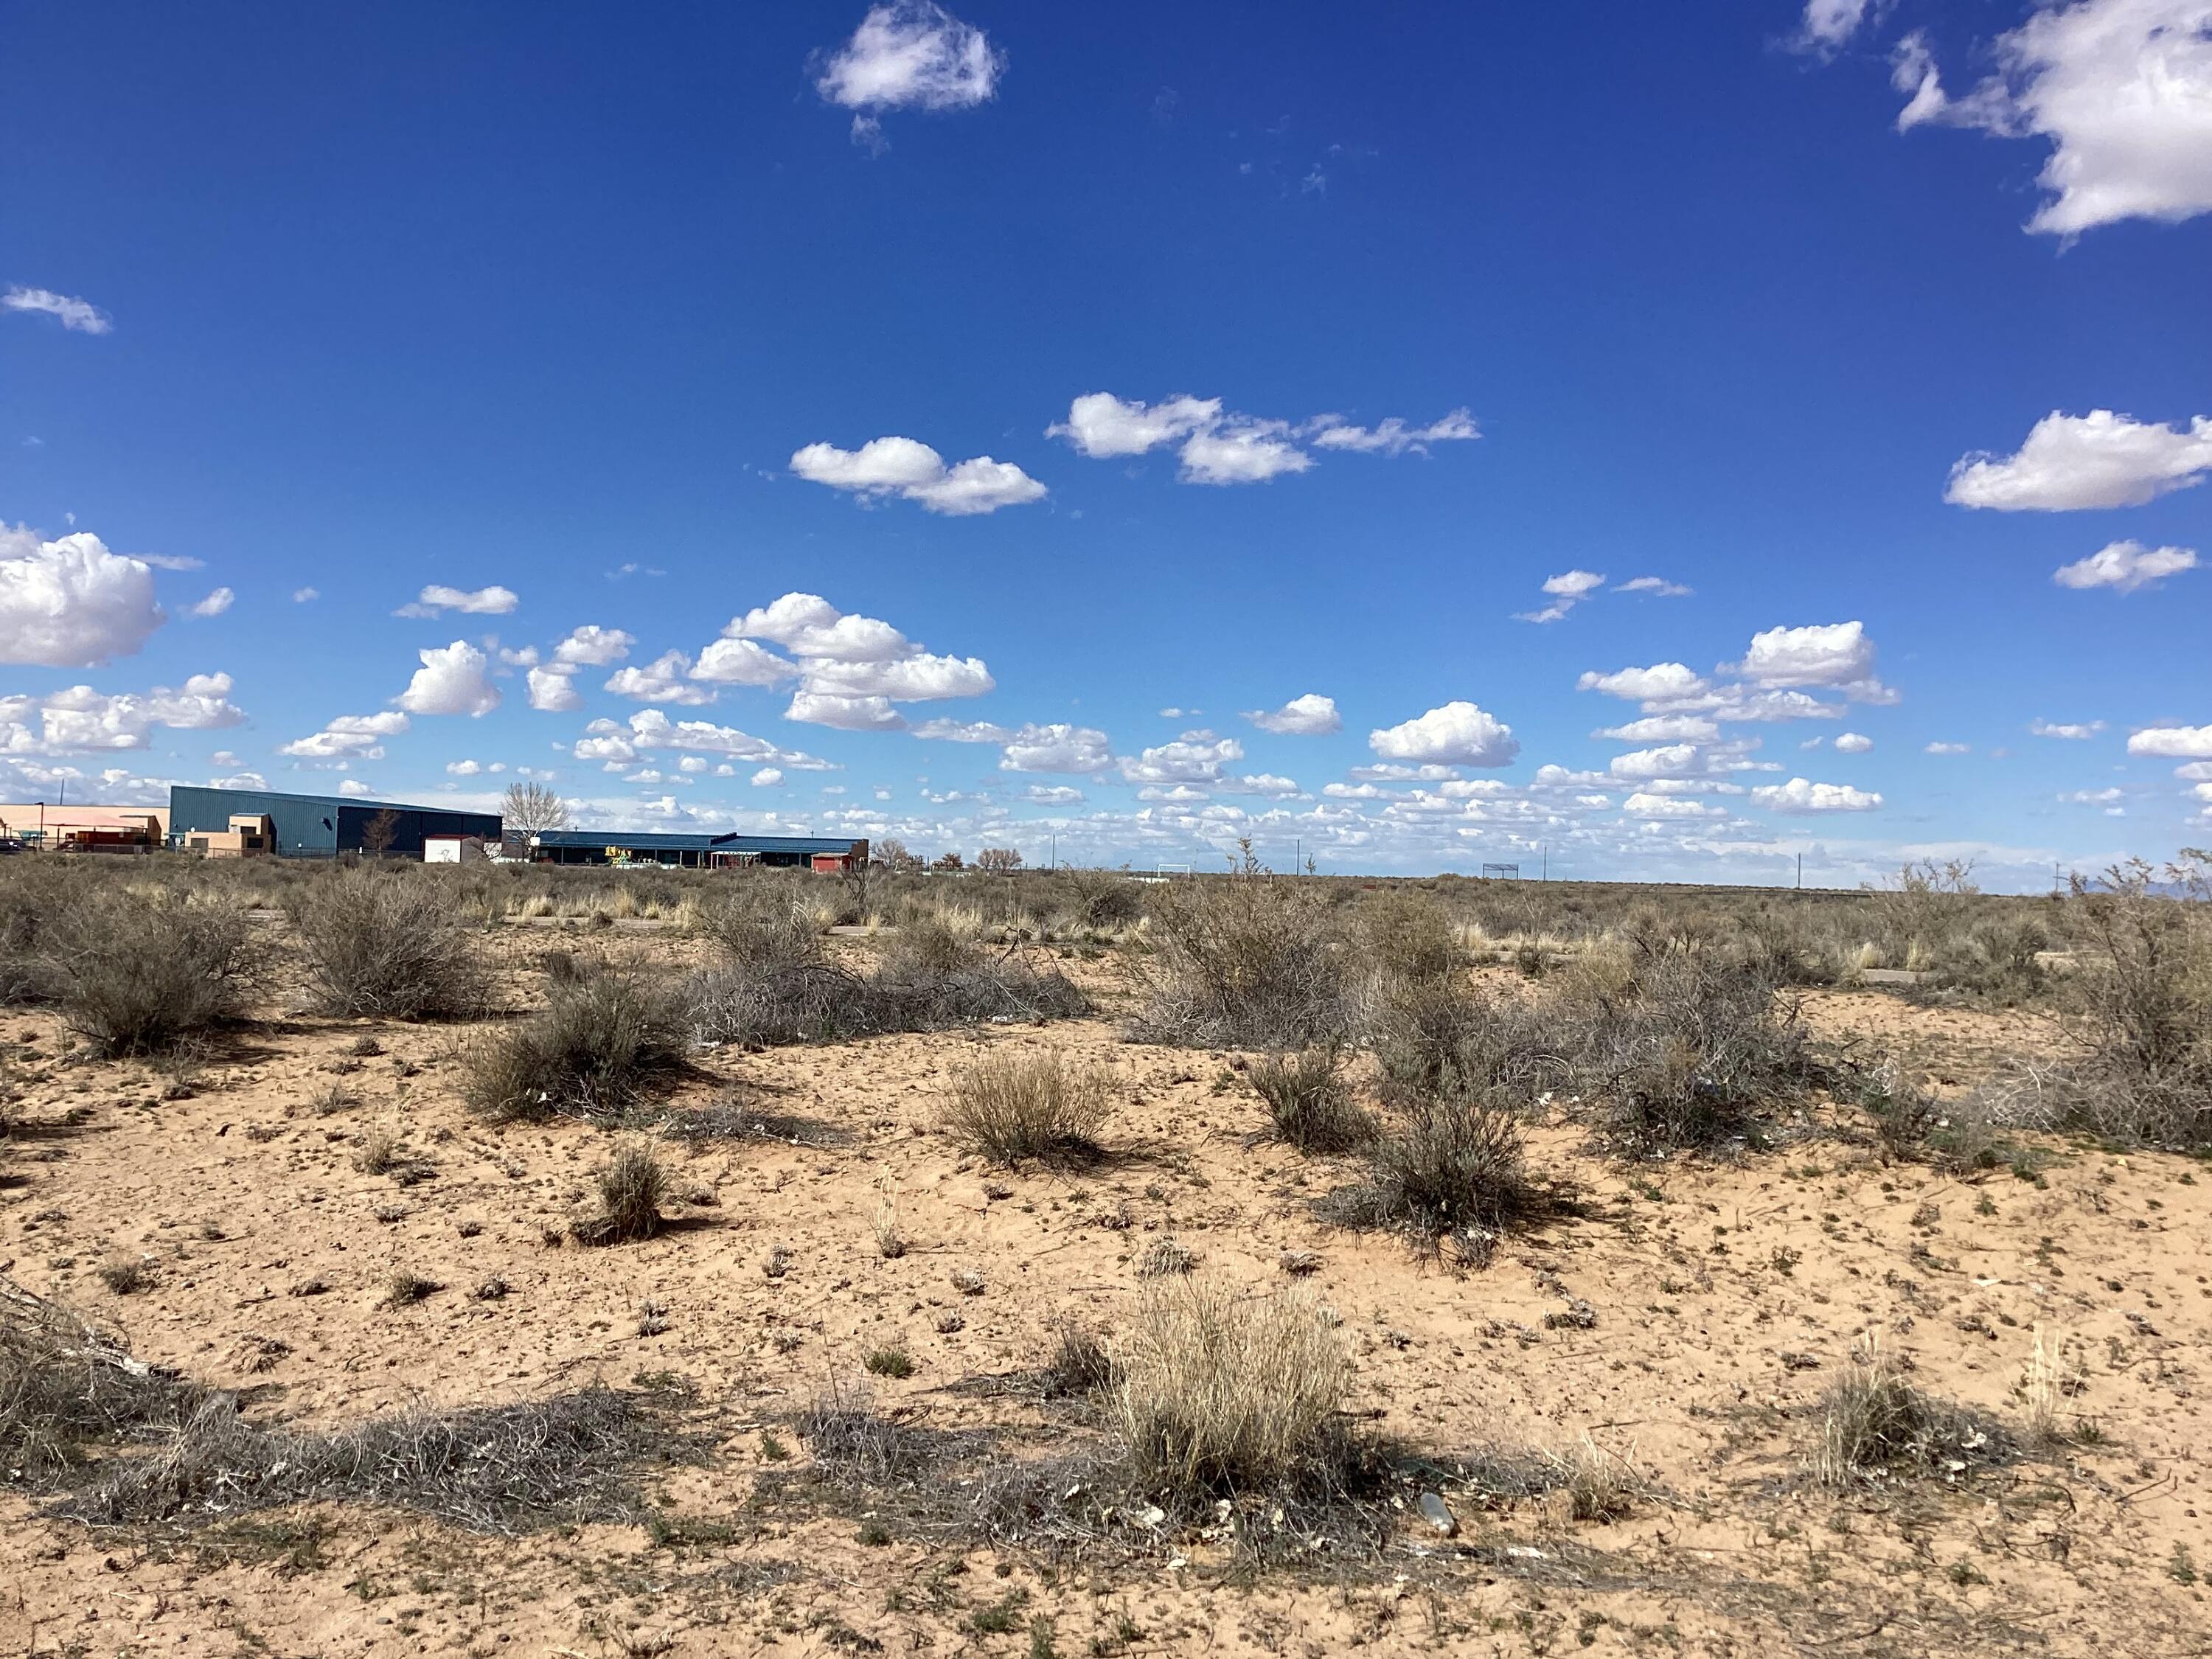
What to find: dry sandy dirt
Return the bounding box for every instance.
[2,924,2208,1658]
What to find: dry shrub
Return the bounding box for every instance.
[42,885,250,1056]
[571,1137,668,1245]
[1544,1435,1643,1521]
[1354,888,1461,990]
[1814,1342,2000,1489]
[1038,1325,1115,1399]
[68,1384,655,1534]
[690,900,1086,1048]
[464,965,686,1123]
[1115,1278,1360,1500]
[1562,944,1815,1154]
[0,858,77,1004]
[1249,1046,1374,1154]
[1,1288,198,1477]
[1371,980,1562,1106]
[1324,1091,1550,1250]
[291,865,485,1020]
[1132,846,1348,1049]
[2046,852,2212,1149]
[942,1049,1108,1165]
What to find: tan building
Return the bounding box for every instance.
[181,813,276,858]
[0,803,170,852]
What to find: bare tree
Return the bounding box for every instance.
[933,851,965,873]
[872,836,924,875]
[501,781,569,841]
[976,846,1023,875]
[358,808,400,858]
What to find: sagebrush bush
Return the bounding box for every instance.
[1132,846,1349,1048]
[463,965,686,1122]
[1115,1279,1357,1500]
[942,1048,1109,1164]
[42,885,250,1055]
[1562,943,1815,1154]
[1325,1091,1547,1248]
[291,866,485,1019]
[0,857,80,1004]
[1249,1047,1374,1154]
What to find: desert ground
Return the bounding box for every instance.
[2,866,2209,1659]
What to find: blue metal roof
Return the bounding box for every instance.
[531,829,862,855]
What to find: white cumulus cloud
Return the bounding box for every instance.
[1947,410,2212,509]
[1048,392,1475,487]
[2129,723,2212,757]
[815,0,1003,150]
[1834,731,1875,754]
[396,583,520,617]
[603,650,718,706]
[278,711,409,761]
[790,436,1045,515]
[184,587,234,619]
[1242,693,1340,735]
[2053,539,2199,591]
[1368,701,1519,768]
[1753,777,1885,813]
[396,640,500,717]
[0,526,165,667]
[2031,718,2107,739]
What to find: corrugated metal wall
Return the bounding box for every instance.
[167,787,502,857]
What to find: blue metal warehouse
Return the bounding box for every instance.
[527,829,867,871]
[167,785,503,858]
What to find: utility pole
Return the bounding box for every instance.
[1295,837,1301,875]
[1050,831,1057,870]
[1540,842,1548,882]
[1796,852,1803,891]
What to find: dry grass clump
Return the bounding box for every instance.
[67,1384,657,1534]
[463,964,687,1123]
[570,1137,669,1245]
[1544,1435,1644,1522]
[1324,1091,1551,1253]
[0,858,78,1005]
[1,1287,199,1477]
[942,1049,1109,1165]
[1249,1046,1374,1154]
[1814,1343,2001,1489]
[291,865,486,1020]
[41,885,250,1056]
[1130,844,1349,1049]
[1114,1278,1361,1501]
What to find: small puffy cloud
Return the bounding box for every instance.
[815,1,1003,130]
[1947,411,2212,510]
[1020,784,1084,805]
[1621,791,1725,818]
[279,711,409,760]
[1891,0,2212,236]
[1733,620,1879,689]
[1121,737,1244,786]
[801,650,992,702]
[14,674,246,753]
[1752,777,1884,813]
[1596,714,1719,744]
[577,708,831,769]
[551,625,635,667]
[526,666,583,712]
[1368,700,1519,768]
[0,526,165,667]
[751,766,785,788]
[603,650,717,706]
[292,587,318,603]
[1924,740,1970,755]
[1578,662,1710,703]
[396,640,500,717]
[1242,693,1340,735]
[1834,731,1874,754]
[1515,569,1606,625]
[1615,575,1692,597]
[2,286,111,333]
[786,689,905,730]
[1050,392,1475,487]
[1219,773,1304,799]
[1048,393,1221,459]
[396,583,520,618]
[2053,539,2199,592]
[337,779,375,798]
[2129,724,2212,758]
[1304,408,1478,454]
[183,587,234,619]
[2061,786,2126,804]
[790,436,1045,515]
[1610,743,1703,780]
[2031,718,2107,739]
[1179,422,1312,486]
[447,759,482,776]
[999,723,1113,773]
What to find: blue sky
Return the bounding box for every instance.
[3,0,2208,888]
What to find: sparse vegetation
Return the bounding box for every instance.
[1814,1343,2003,1488]
[570,1136,669,1245]
[463,964,688,1123]
[942,1048,1109,1165]
[42,886,250,1056]
[1131,843,1349,1048]
[291,865,485,1020]
[1248,1046,1374,1154]
[1324,1089,1551,1255]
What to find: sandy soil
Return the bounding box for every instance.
[2,928,2208,1657]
